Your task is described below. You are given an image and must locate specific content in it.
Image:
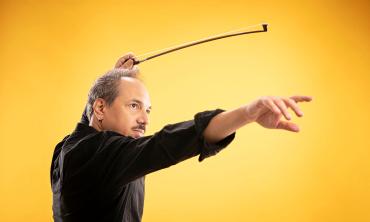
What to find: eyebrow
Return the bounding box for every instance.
[130,99,152,110]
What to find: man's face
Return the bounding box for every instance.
[103,77,151,138]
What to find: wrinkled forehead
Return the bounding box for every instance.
[117,77,151,107]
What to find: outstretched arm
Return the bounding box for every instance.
[203,96,313,143]
[114,53,313,143]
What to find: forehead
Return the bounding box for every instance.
[117,77,151,106]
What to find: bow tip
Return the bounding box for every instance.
[262,23,268,32]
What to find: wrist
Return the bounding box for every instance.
[240,105,257,124]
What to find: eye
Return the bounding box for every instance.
[129,103,140,110]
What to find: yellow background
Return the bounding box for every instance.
[1,0,369,221]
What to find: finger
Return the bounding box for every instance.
[283,98,303,117]
[115,59,126,68]
[122,59,134,69]
[115,52,136,68]
[262,98,281,115]
[132,55,138,63]
[276,121,300,132]
[273,98,292,120]
[122,52,135,60]
[290,95,313,103]
[125,53,138,63]
[117,54,134,64]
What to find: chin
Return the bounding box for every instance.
[131,130,144,139]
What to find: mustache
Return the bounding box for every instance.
[132,124,146,132]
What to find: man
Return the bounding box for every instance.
[50,53,312,221]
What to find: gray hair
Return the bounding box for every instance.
[86,68,138,121]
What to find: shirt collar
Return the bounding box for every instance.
[75,122,99,135]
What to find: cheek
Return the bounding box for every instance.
[109,107,134,133]
[104,106,123,128]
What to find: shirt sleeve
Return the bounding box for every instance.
[99,109,235,189]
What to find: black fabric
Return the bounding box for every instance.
[51,109,235,222]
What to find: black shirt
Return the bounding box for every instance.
[50,109,235,221]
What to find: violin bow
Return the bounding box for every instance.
[134,23,268,65]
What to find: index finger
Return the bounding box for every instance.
[289,95,313,103]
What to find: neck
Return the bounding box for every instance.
[89,116,103,132]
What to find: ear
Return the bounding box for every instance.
[92,98,106,121]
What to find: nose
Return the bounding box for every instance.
[137,109,149,126]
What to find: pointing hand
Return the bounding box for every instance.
[244,95,313,132]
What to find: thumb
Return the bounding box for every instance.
[276,121,300,132]
[122,59,134,69]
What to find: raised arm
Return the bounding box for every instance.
[203,96,313,143]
